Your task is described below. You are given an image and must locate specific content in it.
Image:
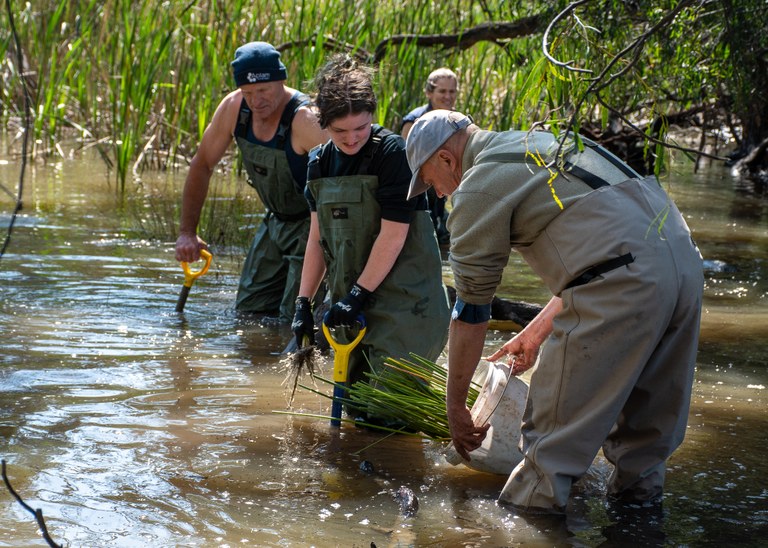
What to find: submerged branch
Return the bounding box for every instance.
[730,136,768,181]
[2,460,63,548]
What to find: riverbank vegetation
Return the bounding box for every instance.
[2,0,766,245]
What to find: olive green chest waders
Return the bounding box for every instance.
[308,173,450,393]
[233,132,310,322]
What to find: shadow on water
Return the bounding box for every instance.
[1,158,767,546]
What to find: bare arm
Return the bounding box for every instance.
[486,295,562,375]
[175,90,240,262]
[446,319,492,460]
[290,106,328,154]
[400,121,413,140]
[356,219,409,291]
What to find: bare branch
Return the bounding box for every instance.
[590,0,697,90]
[372,17,544,63]
[594,93,728,162]
[550,0,699,166]
[276,35,371,63]
[1,0,30,260]
[542,0,594,74]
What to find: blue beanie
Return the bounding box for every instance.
[231,42,287,86]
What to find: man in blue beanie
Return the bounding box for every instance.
[176,41,327,323]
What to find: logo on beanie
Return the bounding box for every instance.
[247,72,272,83]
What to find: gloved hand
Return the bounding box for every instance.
[291,296,315,348]
[324,283,371,328]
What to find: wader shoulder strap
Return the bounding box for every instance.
[274,93,310,149]
[358,126,388,176]
[306,145,326,181]
[233,93,310,148]
[562,136,631,190]
[234,98,251,140]
[563,137,640,191]
[475,149,612,192]
[564,161,611,190]
[580,137,640,179]
[306,126,388,181]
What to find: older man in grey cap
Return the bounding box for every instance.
[175,41,327,323]
[406,109,703,515]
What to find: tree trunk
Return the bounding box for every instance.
[721,0,768,184]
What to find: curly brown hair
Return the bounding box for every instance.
[313,53,377,128]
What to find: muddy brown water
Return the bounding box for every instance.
[0,155,766,547]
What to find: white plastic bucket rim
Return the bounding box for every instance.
[444,360,528,475]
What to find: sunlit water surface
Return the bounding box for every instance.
[0,156,766,547]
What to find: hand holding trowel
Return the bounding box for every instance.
[175,249,212,312]
[322,314,367,427]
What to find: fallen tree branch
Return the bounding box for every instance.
[373,17,544,63]
[445,286,542,330]
[593,93,728,162]
[276,34,371,62]
[738,136,768,170]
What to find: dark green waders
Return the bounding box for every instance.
[308,173,450,398]
[233,136,311,322]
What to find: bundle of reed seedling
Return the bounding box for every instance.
[308,354,480,440]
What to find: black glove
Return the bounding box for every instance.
[324,283,371,328]
[291,296,315,348]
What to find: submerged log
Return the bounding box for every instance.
[490,296,543,329]
[445,285,542,331]
[729,136,768,190]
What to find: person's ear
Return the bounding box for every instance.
[436,149,456,170]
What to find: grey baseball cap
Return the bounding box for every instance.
[406,109,473,200]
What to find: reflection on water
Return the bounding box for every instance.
[1,158,766,546]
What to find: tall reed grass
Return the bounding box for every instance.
[1,1,557,184]
[1,0,565,249]
[2,1,702,248]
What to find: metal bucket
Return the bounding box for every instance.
[444,360,528,475]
